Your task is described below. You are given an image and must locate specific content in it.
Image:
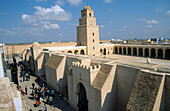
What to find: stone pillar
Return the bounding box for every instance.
[137,48,139,56]
[156,49,158,58]
[163,49,165,59]
[122,48,124,55]
[117,47,120,54]
[149,48,151,58]
[126,48,128,55]
[131,47,133,56]
[143,48,145,57]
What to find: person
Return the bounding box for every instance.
[43,83,45,89]
[43,90,45,99]
[32,88,35,96]
[38,87,41,93]
[35,87,37,94]
[33,93,36,100]
[146,57,151,64]
[21,76,24,82]
[43,103,47,111]
[32,83,35,89]
[49,95,53,106]
[25,86,27,95]
[40,97,43,103]
[51,89,55,98]
[45,88,48,98]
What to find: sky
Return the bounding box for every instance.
[0,0,170,43]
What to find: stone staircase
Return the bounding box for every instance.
[92,64,113,90]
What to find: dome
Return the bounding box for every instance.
[32,41,40,47]
[84,6,91,10]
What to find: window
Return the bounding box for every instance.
[92,33,94,36]
[93,39,95,42]
[83,14,86,17]
[89,13,91,17]
[93,54,95,56]
[93,47,95,49]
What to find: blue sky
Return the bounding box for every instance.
[0,0,170,43]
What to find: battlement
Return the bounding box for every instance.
[72,62,101,71]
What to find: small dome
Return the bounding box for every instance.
[32,42,40,47]
[84,6,91,10]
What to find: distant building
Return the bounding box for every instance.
[149,37,164,43]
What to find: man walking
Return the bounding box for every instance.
[25,86,27,95]
[32,83,35,89]
[49,95,53,106]
[43,103,47,111]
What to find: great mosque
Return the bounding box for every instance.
[3,6,170,111]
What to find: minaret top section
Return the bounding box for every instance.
[79,6,96,26]
[84,6,91,10]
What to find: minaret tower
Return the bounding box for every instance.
[77,6,100,56]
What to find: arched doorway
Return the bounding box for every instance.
[145,48,149,57]
[151,48,156,58]
[115,47,118,54]
[74,50,79,54]
[165,49,170,60]
[123,47,126,55]
[119,47,122,54]
[139,48,143,56]
[68,50,72,53]
[104,48,106,55]
[157,49,163,59]
[100,49,102,55]
[128,47,131,55]
[80,50,85,55]
[77,83,88,111]
[133,47,137,56]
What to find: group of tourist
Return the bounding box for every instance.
[31,82,55,107]
[20,65,30,82]
[19,64,57,111]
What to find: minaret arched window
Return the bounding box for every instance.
[83,14,86,17]
[89,13,91,17]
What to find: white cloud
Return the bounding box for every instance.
[67,0,82,6]
[100,25,105,28]
[43,24,60,30]
[55,0,65,5]
[21,5,72,32]
[166,10,170,16]
[33,5,72,21]
[22,14,38,26]
[136,18,146,22]
[22,5,72,25]
[23,28,45,36]
[0,28,17,36]
[104,0,112,3]
[144,25,152,28]
[155,8,164,13]
[147,19,159,24]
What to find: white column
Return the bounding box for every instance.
[149,48,151,58]
[131,47,133,56]
[163,49,165,59]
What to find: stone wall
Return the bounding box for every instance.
[116,65,140,111]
